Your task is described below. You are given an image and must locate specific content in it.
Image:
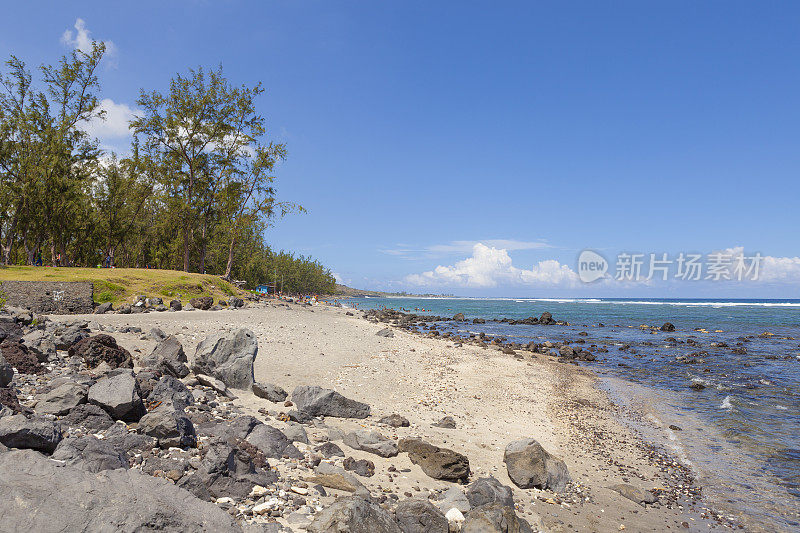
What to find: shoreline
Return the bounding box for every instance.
[61,299,742,531]
[346,296,800,532]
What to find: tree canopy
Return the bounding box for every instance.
[0,47,334,294]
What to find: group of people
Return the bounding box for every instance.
[30,251,64,267]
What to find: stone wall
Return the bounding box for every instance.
[0,281,94,314]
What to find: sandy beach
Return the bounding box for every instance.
[61,300,728,532]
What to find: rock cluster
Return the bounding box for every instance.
[0,303,573,532]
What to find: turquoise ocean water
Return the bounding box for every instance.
[341,296,800,531]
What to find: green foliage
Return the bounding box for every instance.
[0,48,335,294]
[95,279,125,303]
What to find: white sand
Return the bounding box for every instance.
[78,302,718,532]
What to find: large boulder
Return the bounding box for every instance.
[315,441,345,459]
[395,499,449,533]
[343,430,399,457]
[245,423,302,459]
[0,414,62,453]
[660,322,676,332]
[0,352,12,387]
[178,439,276,501]
[51,435,128,472]
[192,328,257,389]
[0,316,22,343]
[68,334,133,369]
[148,375,194,412]
[0,449,241,531]
[189,296,213,310]
[51,323,88,351]
[305,462,367,494]
[282,421,308,444]
[94,302,113,314]
[399,438,470,481]
[141,336,189,378]
[197,415,260,443]
[466,477,515,509]
[22,329,56,362]
[196,374,234,398]
[62,403,114,431]
[291,385,370,419]
[343,456,374,477]
[251,382,287,403]
[87,369,146,422]
[306,496,402,533]
[34,381,87,416]
[435,486,471,514]
[103,423,157,458]
[503,438,570,492]
[0,341,44,374]
[461,503,526,533]
[0,386,23,414]
[138,407,196,448]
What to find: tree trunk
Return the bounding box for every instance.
[224,235,236,280]
[2,214,18,265]
[22,229,32,265]
[183,224,190,272]
[200,216,207,274]
[184,167,195,272]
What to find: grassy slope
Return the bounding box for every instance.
[0,266,244,305]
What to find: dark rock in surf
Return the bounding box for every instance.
[539,312,555,325]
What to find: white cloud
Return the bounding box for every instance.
[404,243,579,288]
[80,98,137,141]
[712,246,800,283]
[760,254,800,282]
[61,18,118,66]
[401,243,800,292]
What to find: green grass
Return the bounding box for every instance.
[0,266,245,305]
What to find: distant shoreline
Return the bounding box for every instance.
[331,283,453,298]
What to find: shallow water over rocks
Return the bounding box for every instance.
[346,296,800,531]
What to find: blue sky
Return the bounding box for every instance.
[2,1,800,297]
